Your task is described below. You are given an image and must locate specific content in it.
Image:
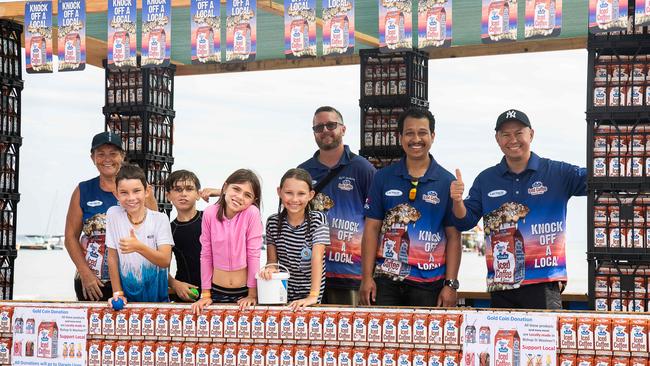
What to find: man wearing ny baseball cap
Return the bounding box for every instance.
[449,109,586,309]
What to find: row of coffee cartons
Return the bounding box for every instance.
[88,341,462,366]
[594,293,648,312]
[593,225,650,249]
[558,316,649,352]
[85,307,464,345]
[593,129,650,156]
[592,155,649,177]
[594,272,649,297]
[593,85,650,107]
[594,63,650,86]
[558,354,649,366]
[593,195,648,223]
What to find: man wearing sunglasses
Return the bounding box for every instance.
[298,106,376,305]
[360,108,462,307]
[450,109,586,309]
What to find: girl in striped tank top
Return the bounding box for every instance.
[260,168,330,309]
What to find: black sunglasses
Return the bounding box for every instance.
[312,121,341,133]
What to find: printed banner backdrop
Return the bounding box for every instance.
[142,0,172,67]
[57,0,86,71]
[11,307,88,365]
[284,0,317,58]
[636,0,650,26]
[462,311,557,366]
[226,0,257,62]
[481,0,517,43]
[25,0,53,73]
[525,0,562,39]
[322,0,354,56]
[191,0,221,64]
[107,0,137,69]
[379,0,413,51]
[418,0,452,49]
[589,0,628,33]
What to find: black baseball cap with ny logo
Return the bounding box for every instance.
[494,109,532,131]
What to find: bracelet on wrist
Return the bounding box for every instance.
[309,291,319,298]
[113,291,124,296]
[201,293,211,299]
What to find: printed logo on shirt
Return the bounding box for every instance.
[338,179,354,192]
[487,190,507,198]
[421,191,440,205]
[527,181,548,196]
[364,197,371,210]
[87,200,103,207]
[385,190,403,197]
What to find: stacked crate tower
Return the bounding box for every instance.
[103,59,175,214]
[587,3,650,312]
[359,48,429,169]
[0,20,22,300]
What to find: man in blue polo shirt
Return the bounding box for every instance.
[360,108,461,307]
[450,109,586,309]
[299,106,376,305]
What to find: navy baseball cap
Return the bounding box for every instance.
[91,131,123,152]
[495,109,532,131]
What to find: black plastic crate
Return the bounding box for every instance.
[587,119,650,187]
[0,254,15,300]
[0,198,17,252]
[105,111,174,158]
[0,83,21,137]
[588,190,650,255]
[0,20,23,81]
[0,142,19,194]
[128,159,173,215]
[359,48,428,107]
[588,258,649,312]
[103,59,175,110]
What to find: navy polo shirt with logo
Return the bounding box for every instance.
[364,155,455,283]
[299,145,376,289]
[453,152,587,292]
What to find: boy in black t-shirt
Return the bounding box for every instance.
[165,170,219,302]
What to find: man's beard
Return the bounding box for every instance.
[317,135,343,151]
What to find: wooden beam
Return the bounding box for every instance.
[426,36,587,59]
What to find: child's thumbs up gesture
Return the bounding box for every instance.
[119,229,144,254]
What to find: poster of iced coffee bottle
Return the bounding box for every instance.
[142,0,172,67]
[417,0,452,49]
[635,0,650,26]
[322,0,354,56]
[226,0,257,62]
[524,0,562,39]
[462,312,557,366]
[191,0,221,64]
[107,0,137,69]
[57,0,86,72]
[284,0,317,58]
[379,0,412,51]
[588,0,628,33]
[25,0,53,74]
[481,0,517,43]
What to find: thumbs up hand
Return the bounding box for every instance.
[450,169,465,203]
[119,229,144,254]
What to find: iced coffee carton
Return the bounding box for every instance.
[493,329,520,366]
[295,311,309,340]
[88,340,102,366]
[611,356,628,366]
[209,344,224,366]
[88,307,103,335]
[382,348,397,366]
[577,355,593,366]
[183,344,198,366]
[210,310,224,338]
[322,311,338,341]
[353,348,367,366]
[114,340,128,366]
[183,310,197,338]
[128,341,142,366]
[155,308,170,337]
[338,347,353,366]
[251,344,265,366]
[338,311,353,342]
[168,343,182,366]
[265,310,280,339]
[443,351,459,366]
[223,310,238,339]
[115,310,129,336]
[223,344,237,366]
[491,225,525,287]
[427,350,442,366]
[397,313,413,343]
[352,312,368,342]
[279,345,294,366]
[102,341,116,366]
[129,309,142,336]
[629,318,648,352]
[594,317,612,351]
[103,309,116,335]
[238,311,252,339]
[594,356,610,366]
[323,348,338,366]
[428,313,444,345]
[141,341,156,366]
[308,312,323,341]
[37,321,59,358]
[559,317,577,349]
[197,312,210,338]
[559,354,576,366]
[611,318,629,351]
[397,350,411,366]
[238,344,251,366]
[443,314,460,345]
[295,345,309,366]
[577,317,595,350]
[412,312,428,344]
[280,311,295,339]
[630,358,648,366]
[251,310,265,339]
[169,309,183,337]
[368,348,382,366]
[141,308,155,336]
[197,343,210,366]
[382,312,398,343]
[367,312,382,342]
[412,350,427,366]
[309,346,323,366]
[266,346,280,366]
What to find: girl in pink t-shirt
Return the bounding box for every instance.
[192,169,263,314]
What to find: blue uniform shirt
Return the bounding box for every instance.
[299,145,376,289]
[453,152,586,292]
[364,155,455,283]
